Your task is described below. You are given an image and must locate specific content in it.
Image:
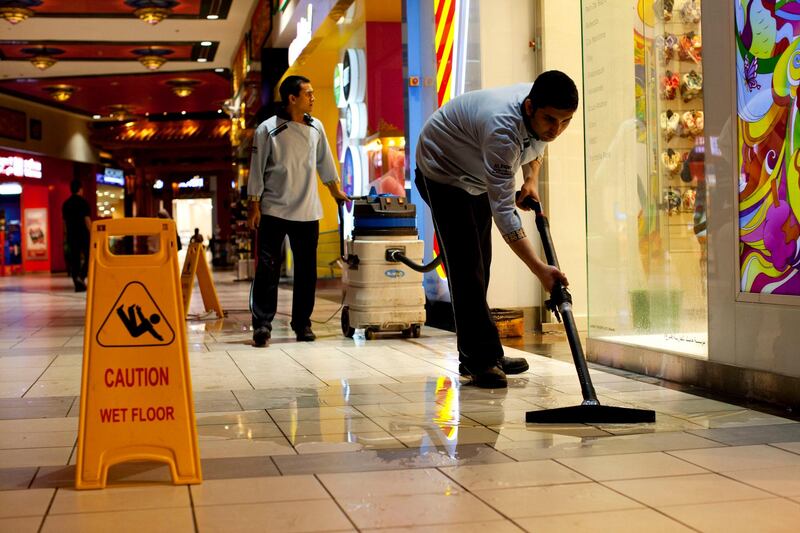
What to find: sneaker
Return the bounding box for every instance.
[461,363,507,388]
[253,327,271,347]
[295,326,316,342]
[459,356,528,376]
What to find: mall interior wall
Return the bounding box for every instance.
[0,93,98,165]
[478,0,588,319]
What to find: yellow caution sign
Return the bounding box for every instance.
[76,218,202,490]
[180,241,224,318]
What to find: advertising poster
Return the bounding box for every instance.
[24,208,48,261]
[736,1,800,295]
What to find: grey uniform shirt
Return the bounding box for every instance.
[416,84,546,239]
[247,115,339,222]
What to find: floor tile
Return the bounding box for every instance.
[476,482,641,518]
[191,474,328,506]
[605,473,772,507]
[41,507,196,533]
[198,437,295,458]
[669,444,800,472]
[724,465,800,497]
[515,508,693,532]
[197,422,283,440]
[0,430,77,449]
[194,410,268,426]
[0,516,41,533]
[319,468,459,498]
[772,441,800,454]
[273,444,513,475]
[658,498,800,533]
[361,521,523,533]
[338,492,502,529]
[0,447,72,468]
[440,459,589,490]
[556,451,708,481]
[291,431,404,453]
[50,485,190,514]
[0,396,75,419]
[690,422,800,446]
[277,417,384,437]
[268,406,365,421]
[0,466,38,490]
[199,456,280,480]
[194,500,353,532]
[0,488,54,517]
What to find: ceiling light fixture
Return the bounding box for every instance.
[22,46,64,71]
[133,47,173,71]
[107,105,134,121]
[139,54,166,70]
[134,6,170,24]
[206,14,218,20]
[200,41,212,47]
[42,84,75,102]
[125,0,178,25]
[166,78,200,98]
[30,54,56,70]
[0,5,33,25]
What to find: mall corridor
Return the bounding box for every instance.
[0,273,799,532]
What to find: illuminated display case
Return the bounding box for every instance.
[96,168,125,219]
[582,0,708,357]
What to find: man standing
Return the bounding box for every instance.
[62,178,92,292]
[415,70,577,388]
[247,75,348,346]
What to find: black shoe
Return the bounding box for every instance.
[461,363,508,388]
[459,356,529,376]
[253,327,271,347]
[295,326,316,342]
[73,278,87,292]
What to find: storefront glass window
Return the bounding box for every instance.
[582,0,708,358]
[96,185,124,219]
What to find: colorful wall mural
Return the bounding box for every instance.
[736,0,800,295]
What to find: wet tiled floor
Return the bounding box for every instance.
[1,273,799,531]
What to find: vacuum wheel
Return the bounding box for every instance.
[365,327,378,340]
[401,324,422,338]
[341,306,355,338]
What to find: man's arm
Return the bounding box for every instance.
[246,124,269,230]
[517,156,542,210]
[506,236,568,292]
[84,216,92,233]
[324,180,349,202]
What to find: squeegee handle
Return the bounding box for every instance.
[515,192,560,269]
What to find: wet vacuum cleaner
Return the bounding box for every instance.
[519,194,656,424]
[338,195,439,340]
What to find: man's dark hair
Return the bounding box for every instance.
[527,70,579,112]
[279,75,311,103]
[70,178,82,194]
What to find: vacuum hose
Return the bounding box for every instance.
[385,249,442,273]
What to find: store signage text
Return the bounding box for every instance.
[0,156,42,179]
[97,168,125,187]
[287,4,313,66]
[178,176,204,189]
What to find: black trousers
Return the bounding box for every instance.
[415,170,504,370]
[251,214,319,332]
[66,237,89,286]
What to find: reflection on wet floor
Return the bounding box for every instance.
[1,275,800,531]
